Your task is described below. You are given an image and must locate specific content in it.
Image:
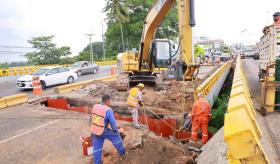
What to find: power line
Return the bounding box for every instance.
[0,51,32,54]
[0,50,32,53]
[0,45,33,49]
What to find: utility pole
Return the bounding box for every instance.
[85,33,94,62]
[101,20,105,61]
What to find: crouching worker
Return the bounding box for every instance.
[190,93,211,145]
[90,95,126,164]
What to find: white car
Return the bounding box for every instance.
[17,66,78,89]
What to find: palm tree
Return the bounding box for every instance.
[104,0,129,51]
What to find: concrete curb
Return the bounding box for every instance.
[0,93,28,109]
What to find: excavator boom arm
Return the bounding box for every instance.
[139,0,195,72]
[139,0,176,64]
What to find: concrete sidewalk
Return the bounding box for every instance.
[0,104,91,164]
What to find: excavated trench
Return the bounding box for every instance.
[44,96,192,140]
[37,65,234,142]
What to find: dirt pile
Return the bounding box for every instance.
[102,121,197,164]
[143,80,197,113]
[67,79,199,116]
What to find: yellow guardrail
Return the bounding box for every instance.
[96,60,116,66]
[195,61,232,100]
[224,57,269,163]
[54,75,118,94]
[0,93,28,109]
[0,61,117,77]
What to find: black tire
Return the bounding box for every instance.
[40,81,46,89]
[77,71,82,76]
[67,76,74,84]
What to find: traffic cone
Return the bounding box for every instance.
[32,76,43,95]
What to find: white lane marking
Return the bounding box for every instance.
[0,120,58,145]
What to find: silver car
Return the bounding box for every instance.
[71,61,99,76]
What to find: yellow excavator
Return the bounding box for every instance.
[116,0,198,90]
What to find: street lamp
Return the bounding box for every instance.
[85,33,94,62]
[240,29,247,54]
[101,19,105,61]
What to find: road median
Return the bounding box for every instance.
[54,75,118,94]
[0,93,28,109]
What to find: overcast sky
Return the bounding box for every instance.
[0,0,279,62]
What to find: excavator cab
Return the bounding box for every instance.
[151,39,172,68]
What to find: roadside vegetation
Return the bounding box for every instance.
[208,69,234,133]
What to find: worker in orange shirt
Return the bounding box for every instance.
[190,93,211,144]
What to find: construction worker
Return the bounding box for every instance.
[127,83,144,128]
[91,95,126,164]
[190,93,211,144]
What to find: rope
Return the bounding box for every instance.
[142,105,180,132]
[182,74,186,114]
[142,105,150,131]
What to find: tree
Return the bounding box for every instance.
[25,36,71,64]
[194,45,206,58]
[222,45,232,54]
[59,57,76,64]
[104,0,178,57]
[104,0,129,52]
[76,42,104,61]
[0,62,8,68]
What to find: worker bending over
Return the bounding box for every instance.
[127,83,144,128]
[91,95,126,164]
[191,93,211,144]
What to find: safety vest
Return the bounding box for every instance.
[127,87,139,107]
[90,104,110,135]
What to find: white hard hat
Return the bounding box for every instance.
[137,83,145,88]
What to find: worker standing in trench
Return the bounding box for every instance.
[90,95,126,164]
[127,83,145,128]
[190,93,212,146]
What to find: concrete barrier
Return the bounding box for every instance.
[224,57,269,163]
[0,61,117,77]
[54,75,118,94]
[0,98,7,109]
[4,93,28,107]
[195,61,232,106]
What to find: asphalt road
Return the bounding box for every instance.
[0,65,115,97]
[241,58,260,97]
[241,58,280,164]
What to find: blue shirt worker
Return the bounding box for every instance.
[90,95,126,164]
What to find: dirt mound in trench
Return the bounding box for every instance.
[78,79,199,115]
[102,122,197,164]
